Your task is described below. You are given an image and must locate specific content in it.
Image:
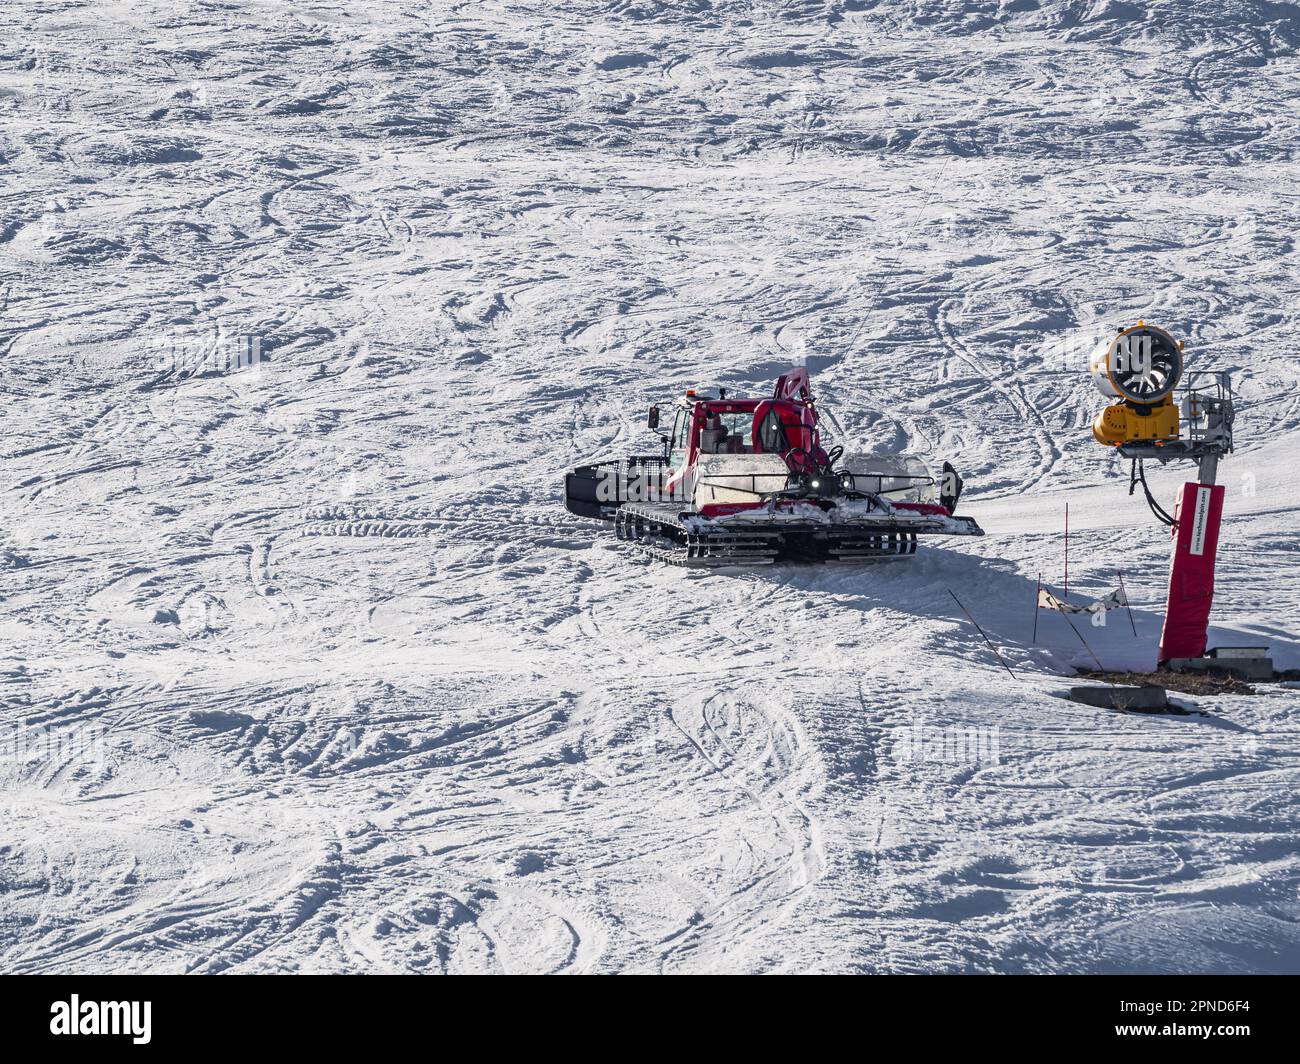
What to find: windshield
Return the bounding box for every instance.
[669,409,689,469]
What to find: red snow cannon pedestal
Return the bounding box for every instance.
[1158,482,1225,663]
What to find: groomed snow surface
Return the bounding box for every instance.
[3,1,1300,973]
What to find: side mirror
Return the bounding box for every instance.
[647,405,660,430]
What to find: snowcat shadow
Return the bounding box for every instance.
[699,544,1300,680]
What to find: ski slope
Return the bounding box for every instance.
[2,0,1299,973]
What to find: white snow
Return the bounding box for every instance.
[2,0,1299,973]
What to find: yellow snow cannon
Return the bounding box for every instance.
[1089,322,1183,446]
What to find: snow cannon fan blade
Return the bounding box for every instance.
[1089,322,1183,405]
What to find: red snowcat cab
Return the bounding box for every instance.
[564,368,983,566]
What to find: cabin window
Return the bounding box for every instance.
[715,412,754,452]
[757,408,787,452]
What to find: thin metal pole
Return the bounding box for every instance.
[1116,569,1138,637]
[948,589,1018,681]
[1032,572,1041,644]
[1060,607,1106,674]
[1064,502,1069,600]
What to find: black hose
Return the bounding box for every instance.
[1129,459,1178,528]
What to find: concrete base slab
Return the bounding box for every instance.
[1166,653,1274,682]
[1069,685,1169,711]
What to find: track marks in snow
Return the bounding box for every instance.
[5,0,1300,975]
[659,692,827,972]
[931,298,1061,498]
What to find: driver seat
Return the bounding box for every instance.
[699,415,728,454]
